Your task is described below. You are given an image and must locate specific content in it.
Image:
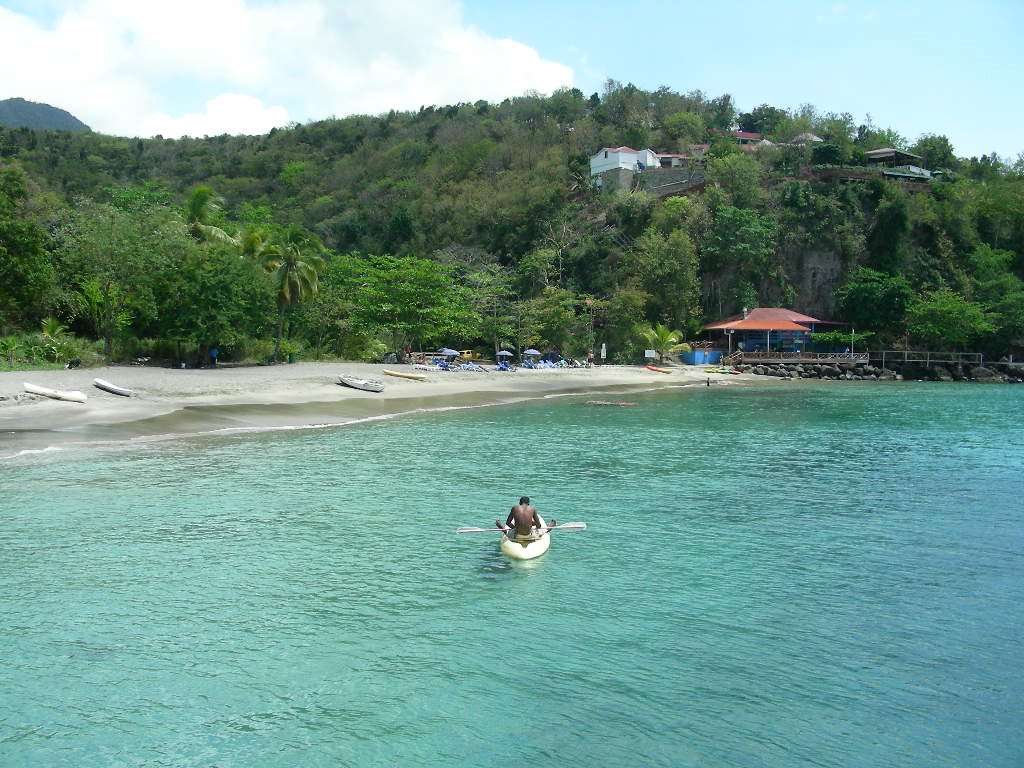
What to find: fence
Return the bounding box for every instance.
[870,350,984,368]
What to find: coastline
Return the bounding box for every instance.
[0,362,757,457]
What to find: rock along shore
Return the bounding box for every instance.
[735,359,1024,383]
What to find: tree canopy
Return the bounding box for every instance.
[0,81,1022,364]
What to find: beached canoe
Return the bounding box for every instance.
[24,382,88,403]
[93,378,133,397]
[645,364,673,374]
[382,369,428,381]
[500,529,551,560]
[338,374,384,393]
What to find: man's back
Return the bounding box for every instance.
[509,503,538,535]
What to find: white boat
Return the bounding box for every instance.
[24,382,88,403]
[338,374,385,393]
[455,520,586,560]
[500,529,551,560]
[93,378,133,397]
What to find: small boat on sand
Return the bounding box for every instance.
[382,369,428,381]
[93,378,133,397]
[645,364,673,374]
[24,382,88,403]
[338,374,384,393]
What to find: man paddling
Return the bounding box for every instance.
[497,496,554,540]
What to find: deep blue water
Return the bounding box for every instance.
[2,382,1022,767]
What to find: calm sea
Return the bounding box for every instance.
[2,382,1022,767]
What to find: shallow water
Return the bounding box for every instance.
[2,382,1022,767]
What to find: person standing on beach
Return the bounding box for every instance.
[498,496,553,539]
[209,346,218,367]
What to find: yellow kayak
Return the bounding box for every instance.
[382,368,428,381]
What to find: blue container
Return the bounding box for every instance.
[679,350,722,365]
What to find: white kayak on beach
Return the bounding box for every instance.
[338,374,384,393]
[24,382,88,403]
[93,378,134,397]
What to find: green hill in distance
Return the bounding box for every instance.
[0,97,91,132]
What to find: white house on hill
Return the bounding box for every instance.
[589,146,660,175]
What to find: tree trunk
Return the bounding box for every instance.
[274,307,285,362]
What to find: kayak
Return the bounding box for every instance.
[94,378,134,397]
[645,364,672,373]
[500,529,551,560]
[338,374,385,392]
[24,382,88,403]
[382,368,428,381]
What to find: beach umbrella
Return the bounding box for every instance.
[437,347,459,356]
[496,350,513,357]
[523,348,541,356]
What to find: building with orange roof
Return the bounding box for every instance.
[704,307,844,355]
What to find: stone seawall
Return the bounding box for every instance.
[735,360,1024,383]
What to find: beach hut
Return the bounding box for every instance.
[704,308,821,354]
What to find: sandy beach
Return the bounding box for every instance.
[0,361,753,455]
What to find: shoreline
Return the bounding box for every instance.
[0,362,758,457]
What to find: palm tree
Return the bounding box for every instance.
[261,226,326,361]
[240,228,276,261]
[41,316,72,363]
[184,185,239,246]
[638,322,687,363]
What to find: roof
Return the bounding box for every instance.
[734,131,762,140]
[707,317,811,331]
[704,307,823,331]
[590,146,638,159]
[865,147,922,160]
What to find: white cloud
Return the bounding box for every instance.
[141,93,290,138]
[0,0,574,138]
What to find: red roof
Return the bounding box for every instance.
[704,307,822,331]
[734,131,761,140]
[707,317,810,331]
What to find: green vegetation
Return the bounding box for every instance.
[0,82,1022,367]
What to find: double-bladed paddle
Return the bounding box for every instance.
[455,522,587,534]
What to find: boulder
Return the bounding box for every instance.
[970,366,1001,381]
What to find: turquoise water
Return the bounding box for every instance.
[2,382,1022,767]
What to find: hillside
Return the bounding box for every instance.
[0,83,1021,363]
[0,97,90,132]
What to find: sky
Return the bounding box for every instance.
[0,0,1020,160]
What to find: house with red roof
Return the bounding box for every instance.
[703,307,843,355]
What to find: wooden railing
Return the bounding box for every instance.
[870,350,983,367]
[736,351,870,363]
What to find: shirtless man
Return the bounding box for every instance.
[497,496,554,539]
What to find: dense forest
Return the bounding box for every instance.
[1,81,1022,367]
